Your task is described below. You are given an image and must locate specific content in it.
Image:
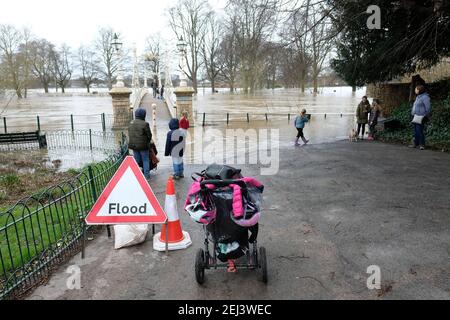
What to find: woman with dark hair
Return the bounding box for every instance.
[409,85,431,150]
[368,99,381,140]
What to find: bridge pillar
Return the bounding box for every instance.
[173,87,195,120]
[110,87,132,130]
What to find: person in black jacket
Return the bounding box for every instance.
[129,108,152,179]
[160,85,165,100]
[368,99,381,140]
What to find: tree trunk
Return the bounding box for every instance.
[15,88,23,99]
[352,85,356,92]
[211,78,215,93]
[300,70,306,93]
[313,66,319,93]
[61,86,65,94]
[87,85,90,93]
[192,75,198,93]
[44,84,49,93]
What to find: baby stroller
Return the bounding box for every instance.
[185,164,268,284]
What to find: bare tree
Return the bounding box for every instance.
[94,27,120,90]
[308,5,333,93]
[261,42,282,89]
[29,39,55,93]
[18,28,32,98]
[218,16,240,92]
[282,4,311,92]
[201,11,222,93]
[0,25,26,98]
[225,0,280,93]
[283,0,333,93]
[78,45,98,93]
[168,0,210,93]
[53,44,72,93]
[144,33,165,86]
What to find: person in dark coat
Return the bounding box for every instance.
[164,118,186,179]
[356,96,371,139]
[160,85,165,100]
[152,82,157,98]
[128,108,152,179]
[368,99,381,140]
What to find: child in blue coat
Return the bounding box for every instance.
[294,109,310,146]
[165,118,186,179]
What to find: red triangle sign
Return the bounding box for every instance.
[85,156,167,225]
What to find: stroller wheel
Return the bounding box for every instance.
[195,248,206,285]
[259,247,268,284]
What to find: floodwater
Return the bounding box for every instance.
[155,86,367,168]
[1,87,367,170]
[0,89,112,132]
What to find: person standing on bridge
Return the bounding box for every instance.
[152,81,157,98]
[356,96,371,139]
[160,85,165,100]
[129,108,152,180]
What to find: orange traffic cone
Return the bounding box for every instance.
[153,176,192,251]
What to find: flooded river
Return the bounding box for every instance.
[1,87,367,169]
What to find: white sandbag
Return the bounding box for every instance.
[114,224,149,249]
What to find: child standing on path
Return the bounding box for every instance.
[294,109,310,146]
[165,118,186,179]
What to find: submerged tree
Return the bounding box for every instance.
[52,44,72,93]
[29,39,55,93]
[0,25,29,98]
[78,45,98,93]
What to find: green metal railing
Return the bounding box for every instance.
[0,132,128,299]
[0,130,122,152]
[0,111,134,134]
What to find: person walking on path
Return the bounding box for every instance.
[152,81,157,98]
[294,109,310,146]
[129,108,152,179]
[356,96,371,139]
[368,99,381,141]
[160,85,165,100]
[179,111,190,130]
[409,85,431,150]
[165,118,186,179]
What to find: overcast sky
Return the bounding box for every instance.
[0,0,227,53]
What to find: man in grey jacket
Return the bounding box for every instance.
[129,108,152,179]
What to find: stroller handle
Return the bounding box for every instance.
[200,179,247,190]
